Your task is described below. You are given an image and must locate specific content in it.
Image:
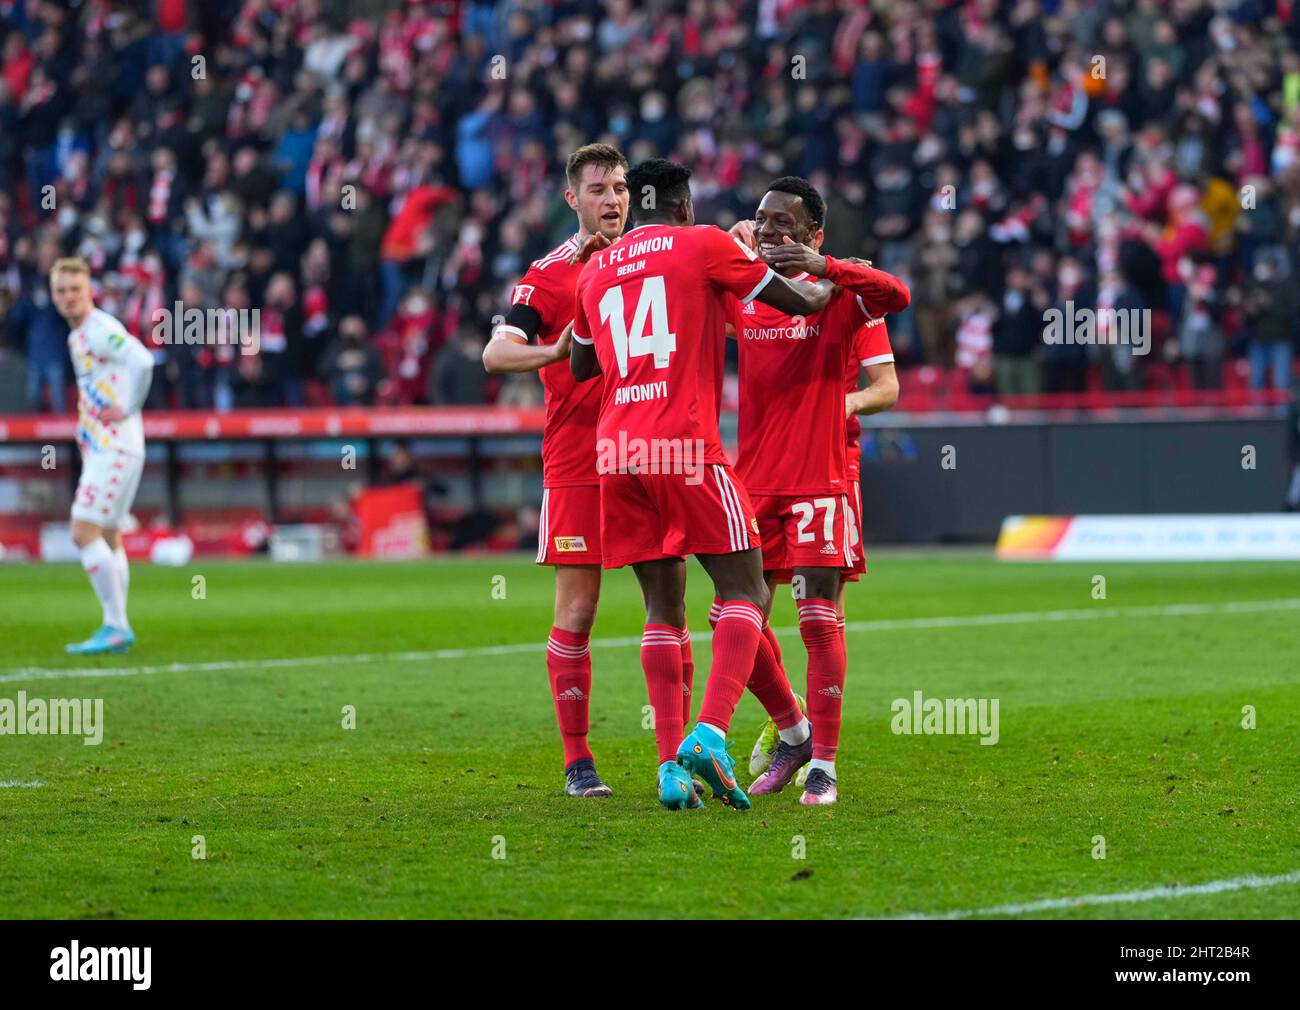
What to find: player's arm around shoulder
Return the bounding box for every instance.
[750,236,843,316]
[822,255,911,316]
[756,267,836,318]
[705,226,835,317]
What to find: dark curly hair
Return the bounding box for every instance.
[627,159,693,222]
[766,176,826,230]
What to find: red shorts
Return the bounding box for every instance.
[753,491,857,582]
[599,464,760,569]
[536,484,602,566]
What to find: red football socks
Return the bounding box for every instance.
[696,600,765,733]
[641,624,685,763]
[799,599,846,762]
[709,596,801,729]
[546,626,593,766]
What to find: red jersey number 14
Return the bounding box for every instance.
[598,275,677,377]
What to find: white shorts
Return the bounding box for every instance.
[71,450,144,529]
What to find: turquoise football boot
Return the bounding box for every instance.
[65,625,133,655]
[658,760,703,810]
[676,724,750,810]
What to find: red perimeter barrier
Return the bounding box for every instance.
[0,387,1288,445]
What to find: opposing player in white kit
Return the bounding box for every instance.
[52,258,154,654]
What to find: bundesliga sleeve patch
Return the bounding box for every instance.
[512,284,536,306]
[108,332,126,350]
[554,536,588,553]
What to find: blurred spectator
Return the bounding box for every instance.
[1042,255,1091,394]
[954,294,996,394]
[1174,265,1224,390]
[1242,247,1298,392]
[1,244,67,410]
[430,323,486,405]
[320,315,384,407]
[376,439,419,487]
[1099,266,1150,393]
[259,271,303,406]
[993,264,1047,395]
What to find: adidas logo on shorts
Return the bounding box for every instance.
[820,542,838,555]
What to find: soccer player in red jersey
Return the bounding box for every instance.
[568,159,835,810]
[745,310,901,795]
[726,177,908,805]
[744,305,900,793]
[481,144,629,799]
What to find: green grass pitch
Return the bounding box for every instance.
[0,553,1297,919]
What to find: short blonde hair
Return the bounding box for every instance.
[49,257,92,283]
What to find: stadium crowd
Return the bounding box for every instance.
[2,0,1300,414]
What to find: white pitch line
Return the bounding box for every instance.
[0,781,45,788]
[2,596,1296,685]
[879,868,1300,920]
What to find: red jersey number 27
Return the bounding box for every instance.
[598,275,677,378]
